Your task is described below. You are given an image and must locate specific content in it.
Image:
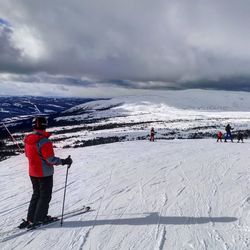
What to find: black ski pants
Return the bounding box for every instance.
[27,175,53,223]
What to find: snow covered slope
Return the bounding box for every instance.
[1,139,250,249]
[50,90,250,147]
[62,89,250,113]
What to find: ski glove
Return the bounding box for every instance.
[61,156,73,167]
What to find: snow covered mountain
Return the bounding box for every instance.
[2,89,250,156]
[0,96,94,120]
[48,90,250,148]
[0,140,250,249]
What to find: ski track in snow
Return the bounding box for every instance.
[0,139,250,249]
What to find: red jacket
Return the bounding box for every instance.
[217,131,223,139]
[24,130,61,177]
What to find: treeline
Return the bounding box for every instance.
[0,139,20,161]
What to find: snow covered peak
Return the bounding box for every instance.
[64,89,250,115]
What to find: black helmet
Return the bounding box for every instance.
[32,116,48,130]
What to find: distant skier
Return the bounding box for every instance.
[237,132,244,143]
[224,124,234,142]
[19,116,72,229]
[217,131,223,142]
[150,127,155,142]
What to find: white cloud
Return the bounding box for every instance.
[10,25,46,60]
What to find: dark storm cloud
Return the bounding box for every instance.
[0,17,10,27]
[183,78,250,92]
[0,73,94,87]
[1,0,250,91]
[0,25,22,72]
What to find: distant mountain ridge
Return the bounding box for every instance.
[0,96,96,120]
[1,90,250,160]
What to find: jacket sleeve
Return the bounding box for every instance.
[24,144,28,157]
[40,140,62,166]
[24,136,28,157]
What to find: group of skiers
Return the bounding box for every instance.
[150,124,244,143]
[217,124,244,143]
[19,117,245,229]
[21,120,158,228]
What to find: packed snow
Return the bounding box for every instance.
[1,139,250,249]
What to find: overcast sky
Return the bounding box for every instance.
[1,0,250,97]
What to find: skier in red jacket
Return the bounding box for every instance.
[19,116,72,229]
[217,131,223,142]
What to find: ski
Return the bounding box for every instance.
[27,206,91,231]
[0,206,86,237]
[0,206,92,242]
[57,205,91,218]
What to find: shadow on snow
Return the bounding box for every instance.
[59,212,237,228]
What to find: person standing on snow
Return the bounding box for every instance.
[19,116,72,229]
[217,131,223,142]
[237,132,244,143]
[150,127,155,142]
[224,124,234,142]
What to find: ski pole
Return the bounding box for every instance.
[2,122,23,152]
[60,155,72,226]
